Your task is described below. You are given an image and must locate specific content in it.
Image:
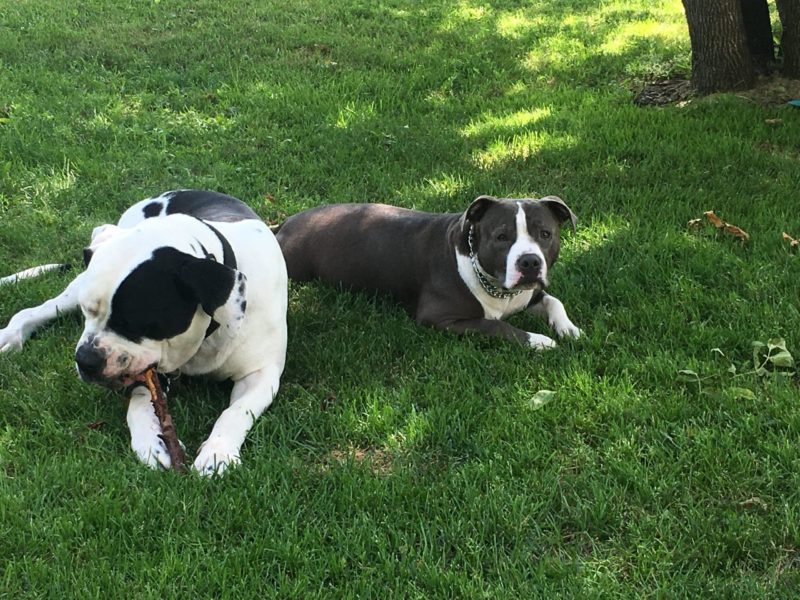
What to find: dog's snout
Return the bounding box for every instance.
[516,254,542,273]
[75,344,105,377]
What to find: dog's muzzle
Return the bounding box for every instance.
[75,343,107,382]
[75,342,136,389]
[512,253,545,288]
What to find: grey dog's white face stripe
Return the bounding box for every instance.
[503,203,548,289]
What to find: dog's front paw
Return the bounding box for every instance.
[528,332,557,350]
[0,327,25,353]
[193,436,241,476]
[552,317,581,339]
[131,429,173,470]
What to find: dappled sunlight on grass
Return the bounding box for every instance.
[332,101,378,130]
[564,215,632,260]
[412,172,472,207]
[601,20,686,56]
[438,1,490,31]
[462,107,552,138]
[87,97,235,138]
[495,11,546,40]
[472,131,578,170]
[14,159,79,224]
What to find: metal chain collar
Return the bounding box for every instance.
[468,226,522,300]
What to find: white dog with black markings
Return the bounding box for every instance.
[0,190,287,475]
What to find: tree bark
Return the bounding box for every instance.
[682,0,755,92]
[776,0,800,78]
[740,0,775,73]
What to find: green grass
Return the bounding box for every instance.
[1,0,800,596]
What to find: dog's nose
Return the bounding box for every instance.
[516,254,542,273]
[75,344,105,378]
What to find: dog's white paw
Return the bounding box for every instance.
[528,332,557,350]
[193,436,241,476]
[0,327,25,353]
[551,317,581,339]
[131,428,173,470]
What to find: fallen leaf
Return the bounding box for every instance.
[689,211,749,242]
[724,224,750,241]
[530,390,556,409]
[783,232,799,249]
[86,421,106,430]
[739,496,768,511]
[726,387,756,400]
[765,118,783,126]
[264,193,276,203]
[677,369,700,382]
[704,210,725,228]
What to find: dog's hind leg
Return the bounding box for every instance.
[193,362,283,476]
[0,272,85,352]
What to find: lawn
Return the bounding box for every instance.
[1,0,800,596]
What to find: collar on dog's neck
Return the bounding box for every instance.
[468,226,522,300]
[196,220,237,338]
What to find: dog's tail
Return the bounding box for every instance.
[0,263,71,286]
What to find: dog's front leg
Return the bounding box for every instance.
[127,385,173,470]
[527,292,581,339]
[424,314,557,350]
[0,272,85,352]
[193,364,282,476]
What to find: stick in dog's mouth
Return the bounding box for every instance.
[141,367,188,474]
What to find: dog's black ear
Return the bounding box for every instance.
[83,248,94,267]
[460,195,498,233]
[540,196,577,233]
[466,195,497,222]
[177,256,237,317]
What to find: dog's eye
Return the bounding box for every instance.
[496,233,509,242]
[541,230,552,239]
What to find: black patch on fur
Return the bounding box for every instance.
[200,221,237,269]
[83,248,94,267]
[526,290,546,308]
[204,320,220,338]
[108,247,235,342]
[164,190,259,222]
[143,202,163,218]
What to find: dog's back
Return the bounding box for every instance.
[118,189,260,229]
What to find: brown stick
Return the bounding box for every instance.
[142,368,188,474]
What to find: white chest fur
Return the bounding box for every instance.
[456,251,533,320]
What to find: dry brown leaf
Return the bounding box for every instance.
[724,224,750,241]
[704,210,725,228]
[784,232,799,249]
[765,118,783,126]
[688,211,750,243]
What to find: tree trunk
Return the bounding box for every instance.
[776,0,800,78]
[740,0,775,73]
[682,0,755,92]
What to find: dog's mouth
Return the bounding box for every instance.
[504,275,546,292]
[79,363,158,390]
[120,363,159,388]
